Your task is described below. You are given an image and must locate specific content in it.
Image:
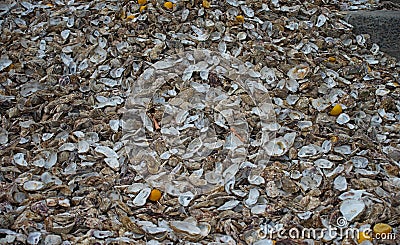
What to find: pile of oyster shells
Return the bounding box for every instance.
[0,0,399,244]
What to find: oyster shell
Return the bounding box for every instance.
[1,0,400,244]
[340,199,365,222]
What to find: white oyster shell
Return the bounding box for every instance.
[95,145,118,158]
[14,153,28,167]
[104,158,120,170]
[132,188,151,206]
[77,141,90,153]
[217,200,240,211]
[265,132,296,156]
[340,199,365,221]
[334,175,348,191]
[23,181,44,191]
[244,188,259,207]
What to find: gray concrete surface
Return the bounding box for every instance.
[346,10,400,60]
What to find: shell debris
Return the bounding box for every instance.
[0,0,399,244]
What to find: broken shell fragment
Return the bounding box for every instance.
[287,64,310,80]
